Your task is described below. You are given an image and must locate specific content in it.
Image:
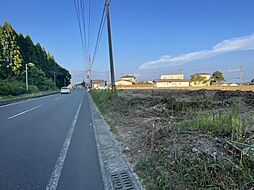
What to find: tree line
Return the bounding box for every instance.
[0,21,71,95]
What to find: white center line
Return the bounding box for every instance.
[8,105,43,120]
[54,97,61,101]
[46,99,83,190]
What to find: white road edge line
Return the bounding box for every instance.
[8,105,43,120]
[54,97,61,101]
[46,99,83,190]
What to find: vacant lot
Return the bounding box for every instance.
[90,89,254,190]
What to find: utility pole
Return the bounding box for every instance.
[227,66,244,85]
[87,55,92,86]
[105,0,116,92]
[54,72,56,87]
[25,64,28,92]
[240,66,243,85]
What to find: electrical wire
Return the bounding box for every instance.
[91,5,106,67]
[73,0,113,79]
[91,0,112,67]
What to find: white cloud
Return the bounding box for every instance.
[139,33,254,70]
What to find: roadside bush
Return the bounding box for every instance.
[0,79,26,96]
[37,79,56,91]
[28,85,39,93]
[0,78,57,96]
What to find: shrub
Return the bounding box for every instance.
[38,79,55,91]
[0,79,26,96]
[28,85,39,93]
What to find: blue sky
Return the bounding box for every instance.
[1,0,254,83]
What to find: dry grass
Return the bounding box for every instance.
[90,89,254,190]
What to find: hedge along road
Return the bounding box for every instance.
[0,89,104,190]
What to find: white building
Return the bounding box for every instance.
[160,73,184,80]
[154,79,190,88]
[91,80,107,89]
[115,75,136,86]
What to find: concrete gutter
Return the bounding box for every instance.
[88,94,144,190]
[0,91,59,106]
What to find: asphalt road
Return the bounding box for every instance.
[0,90,104,190]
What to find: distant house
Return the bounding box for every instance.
[67,83,75,89]
[153,73,189,88]
[160,73,184,80]
[115,75,136,86]
[91,80,107,89]
[153,79,190,88]
[191,73,211,87]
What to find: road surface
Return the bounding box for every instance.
[0,90,104,190]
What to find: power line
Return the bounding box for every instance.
[73,0,85,56]
[88,0,92,53]
[227,66,244,85]
[91,0,112,68]
[91,5,106,67]
[79,0,88,58]
[73,0,114,83]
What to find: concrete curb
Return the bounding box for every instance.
[88,93,144,190]
[0,91,59,106]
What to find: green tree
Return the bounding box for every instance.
[190,75,206,82]
[0,21,71,93]
[0,23,11,79]
[0,21,23,77]
[211,71,225,85]
[9,34,23,75]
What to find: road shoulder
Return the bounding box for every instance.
[88,94,144,190]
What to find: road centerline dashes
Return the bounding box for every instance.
[8,105,43,120]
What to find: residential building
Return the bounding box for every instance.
[67,83,75,89]
[160,73,184,80]
[121,75,136,83]
[153,79,190,88]
[115,75,136,86]
[190,73,211,87]
[91,80,107,89]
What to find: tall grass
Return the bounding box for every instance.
[136,151,254,190]
[89,89,114,113]
[137,101,254,189]
[180,108,249,141]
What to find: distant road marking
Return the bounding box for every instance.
[8,105,43,119]
[46,99,83,190]
[54,97,61,101]
[0,94,58,108]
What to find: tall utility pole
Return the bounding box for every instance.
[228,66,244,85]
[54,72,56,87]
[25,64,28,92]
[105,0,116,92]
[240,66,243,85]
[87,55,92,85]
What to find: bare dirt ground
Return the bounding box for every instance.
[90,89,254,190]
